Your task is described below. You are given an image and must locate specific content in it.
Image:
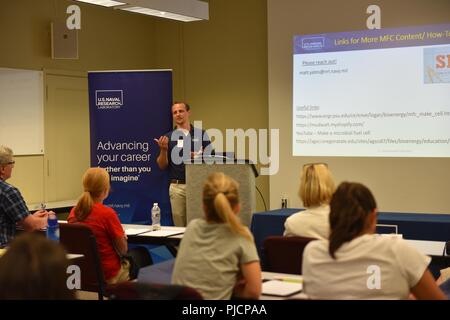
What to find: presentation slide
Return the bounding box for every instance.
[293,23,450,157]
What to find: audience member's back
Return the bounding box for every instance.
[68,167,131,284]
[172,172,261,300]
[304,234,431,299]
[0,233,74,299]
[302,182,446,300]
[284,163,335,240]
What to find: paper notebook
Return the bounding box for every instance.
[138,230,185,237]
[124,228,153,236]
[262,280,303,297]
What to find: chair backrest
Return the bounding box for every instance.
[263,236,316,274]
[59,223,106,299]
[429,255,450,279]
[107,281,203,300]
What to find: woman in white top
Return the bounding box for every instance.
[284,163,335,240]
[302,182,446,300]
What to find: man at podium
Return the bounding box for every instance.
[154,102,211,227]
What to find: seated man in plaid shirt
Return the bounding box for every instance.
[0,145,49,247]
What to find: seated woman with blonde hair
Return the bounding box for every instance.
[172,172,261,300]
[284,163,335,240]
[302,182,446,300]
[68,167,130,284]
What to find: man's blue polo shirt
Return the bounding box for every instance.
[164,125,211,181]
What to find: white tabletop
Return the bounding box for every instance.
[27,200,77,211]
[405,239,446,256]
[67,253,84,260]
[123,224,185,238]
[261,271,308,300]
[2,250,83,261]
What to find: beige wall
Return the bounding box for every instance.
[1,0,269,211]
[268,0,450,213]
[182,0,269,211]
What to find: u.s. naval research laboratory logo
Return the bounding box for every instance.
[301,37,325,51]
[95,90,124,109]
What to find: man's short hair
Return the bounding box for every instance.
[173,101,190,111]
[0,146,13,165]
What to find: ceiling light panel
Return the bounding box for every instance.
[75,0,126,7]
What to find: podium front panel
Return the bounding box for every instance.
[185,163,256,227]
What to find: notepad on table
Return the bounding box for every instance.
[139,230,184,237]
[124,228,153,236]
[262,280,303,297]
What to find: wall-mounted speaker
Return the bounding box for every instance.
[51,21,78,60]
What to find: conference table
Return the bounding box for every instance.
[137,259,307,300]
[27,200,77,214]
[0,247,83,261]
[261,271,306,300]
[251,209,450,252]
[123,224,184,246]
[123,224,184,258]
[42,222,185,258]
[49,221,185,246]
[250,209,450,274]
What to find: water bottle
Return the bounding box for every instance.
[281,197,288,209]
[151,203,161,231]
[46,212,60,241]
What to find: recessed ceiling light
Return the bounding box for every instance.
[73,0,209,22]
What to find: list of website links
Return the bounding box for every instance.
[294,110,450,145]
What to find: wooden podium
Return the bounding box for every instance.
[185,157,258,227]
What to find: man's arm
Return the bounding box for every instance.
[202,130,215,157]
[3,186,48,231]
[154,136,169,170]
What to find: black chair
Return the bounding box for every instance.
[126,246,153,279]
[430,255,450,279]
[263,236,316,274]
[59,223,106,300]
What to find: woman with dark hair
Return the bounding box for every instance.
[0,233,75,299]
[302,182,446,300]
[172,172,261,299]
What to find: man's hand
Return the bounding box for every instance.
[154,136,169,151]
[191,147,203,159]
[33,209,49,218]
[21,209,50,231]
[155,136,169,170]
[36,210,50,229]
